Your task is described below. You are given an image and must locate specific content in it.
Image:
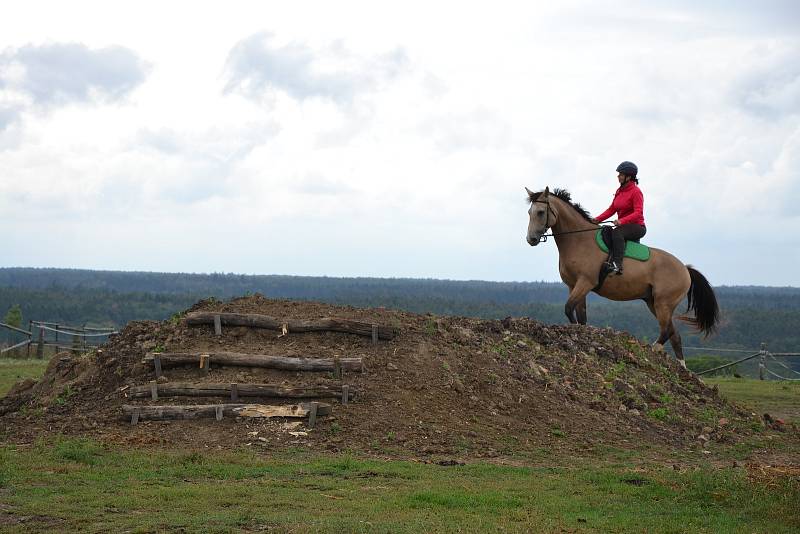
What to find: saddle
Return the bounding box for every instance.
[595,228,650,261]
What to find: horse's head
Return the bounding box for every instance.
[525,186,557,246]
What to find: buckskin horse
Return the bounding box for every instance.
[525,187,719,368]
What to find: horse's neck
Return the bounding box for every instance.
[551,200,596,251]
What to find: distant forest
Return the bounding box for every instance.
[1,268,799,356]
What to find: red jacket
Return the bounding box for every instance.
[596,181,645,226]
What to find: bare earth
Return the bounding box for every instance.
[1,295,797,463]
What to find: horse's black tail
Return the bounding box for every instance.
[678,266,719,337]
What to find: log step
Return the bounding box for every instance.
[144,352,363,372]
[122,402,331,421]
[185,312,397,340]
[130,382,355,400]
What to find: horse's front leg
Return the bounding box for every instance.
[576,297,588,325]
[564,279,593,325]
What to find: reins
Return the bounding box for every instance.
[532,198,611,243]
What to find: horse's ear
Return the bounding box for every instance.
[525,187,533,196]
[543,186,550,198]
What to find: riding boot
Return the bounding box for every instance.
[610,227,627,275]
[614,258,624,275]
[609,249,624,275]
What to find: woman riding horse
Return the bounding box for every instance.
[592,161,646,276]
[525,184,719,368]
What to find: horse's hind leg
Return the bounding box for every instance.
[644,296,674,346]
[668,330,686,369]
[646,294,686,369]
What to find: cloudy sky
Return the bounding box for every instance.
[1,1,798,286]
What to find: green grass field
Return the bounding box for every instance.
[0,358,48,396]
[1,439,798,533]
[704,377,800,422]
[1,359,799,532]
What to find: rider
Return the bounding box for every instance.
[593,161,646,275]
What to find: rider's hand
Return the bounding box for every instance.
[590,218,599,224]
[613,219,619,226]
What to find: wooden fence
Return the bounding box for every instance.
[0,321,117,357]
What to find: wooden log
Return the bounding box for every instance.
[185,312,397,340]
[121,403,331,421]
[129,382,355,400]
[143,352,363,372]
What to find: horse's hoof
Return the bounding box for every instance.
[679,359,687,370]
[652,342,665,353]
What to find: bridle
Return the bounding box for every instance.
[531,198,556,242]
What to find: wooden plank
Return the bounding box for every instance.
[143,352,363,372]
[185,312,397,340]
[129,382,355,400]
[153,354,162,378]
[341,385,349,405]
[0,322,32,336]
[236,403,329,419]
[150,381,158,400]
[231,383,239,401]
[0,339,31,354]
[121,402,331,421]
[130,407,140,425]
[215,405,223,421]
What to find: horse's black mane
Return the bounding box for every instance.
[527,188,593,223]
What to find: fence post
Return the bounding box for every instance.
[36,325,44,359]
[72,334,81,356]
[758,342,766,380]
[26,320,31,357]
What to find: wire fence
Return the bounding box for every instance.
[0,320,118,357]
[692,343,800,380]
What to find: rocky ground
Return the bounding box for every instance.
[1,295,794,463]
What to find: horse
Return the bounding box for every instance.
[525,186,719,368]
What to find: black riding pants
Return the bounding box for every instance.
[611,224,646,264]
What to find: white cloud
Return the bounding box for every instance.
[0,1,798,286]
[223,31,409,105]
[0,42,148,107]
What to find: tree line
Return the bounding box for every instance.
[1,267,799,354]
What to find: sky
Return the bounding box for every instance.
[1,1,798,286]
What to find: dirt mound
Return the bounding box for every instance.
[0,295,769,460]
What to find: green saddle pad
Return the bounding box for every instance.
[595,229,650,261]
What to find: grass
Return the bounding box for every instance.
[0,439,797,533]
[1,361,799,531]
[704,377,800,422]
[0,358,48,396]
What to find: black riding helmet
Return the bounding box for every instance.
[616,161,638,177]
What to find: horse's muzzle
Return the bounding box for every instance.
[527,235,540,246]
